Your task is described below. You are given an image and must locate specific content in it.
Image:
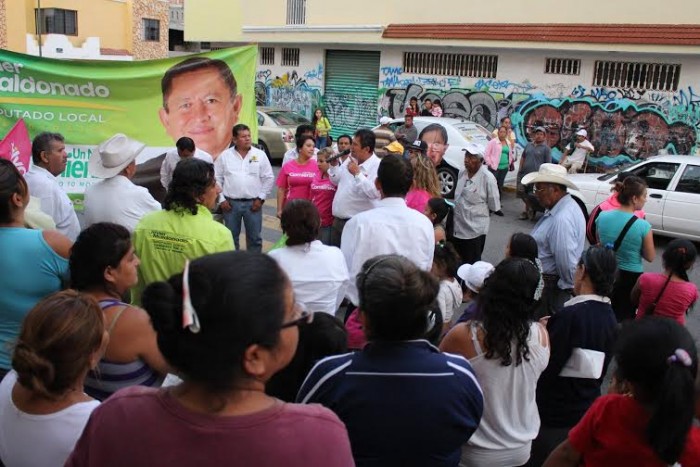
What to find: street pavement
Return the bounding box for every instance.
[261,162,700,344]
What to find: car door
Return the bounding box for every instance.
[628,161,681,230]
[663,163,700,239]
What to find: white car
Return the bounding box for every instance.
[379,117,493,198]
[568,155,700,241]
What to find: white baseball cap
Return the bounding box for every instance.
[457,261,494,293]
[379,116,392,125]
[576,129,588,137]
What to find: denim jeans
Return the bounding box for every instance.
[222,198,263,252]
[316,136,328,149]
[318,225,333,245]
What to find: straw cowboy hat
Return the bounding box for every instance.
[89,133,146,179]
[521,163,579,190]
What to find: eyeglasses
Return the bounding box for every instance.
[532,185,550,194]
[279,302,314,329]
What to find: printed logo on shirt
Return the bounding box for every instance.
[311,182,337,192]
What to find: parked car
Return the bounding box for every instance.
[568,155,700,241]
[256,107,311,159]
[376,117,493,198]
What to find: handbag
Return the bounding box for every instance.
[609,214,638,252]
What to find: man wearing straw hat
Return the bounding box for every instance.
[523,163,585,317]
[84,134,161,232]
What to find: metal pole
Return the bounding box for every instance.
[37,0,42,57]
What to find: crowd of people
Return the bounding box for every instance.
[0,105,697,467]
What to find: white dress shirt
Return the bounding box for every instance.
[341,197,435,305]
[24,165,80,240]
[215,146,274,200]
[282,147,318,167]
[268,240,349,315]
[329,154,381,219]
[83,175,161,232]
[160,148,213,189]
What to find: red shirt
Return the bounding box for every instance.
[635,273,698,324]
[66,386,354,467]
[569,394,700,467]
[310,174,337,227]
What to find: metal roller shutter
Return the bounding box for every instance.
[324,50,381,139]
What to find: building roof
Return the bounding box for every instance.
[382,24,700,46]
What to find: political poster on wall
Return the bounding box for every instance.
[0,46,258,204]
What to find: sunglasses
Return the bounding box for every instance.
[279,302,314,329]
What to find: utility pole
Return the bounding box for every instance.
[37,0,43,57]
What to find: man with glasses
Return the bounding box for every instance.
[523,163,585,318]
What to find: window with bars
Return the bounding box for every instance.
[35,8,77,35]
[282,48,300,67]
[260,47,275,66]
[143,19,160,42]
[593,61,681,91]
[545,58,581,75]
[287,0,306,25]
[403,52,498,78]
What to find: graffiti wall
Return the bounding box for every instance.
[378,66,700,166]
[255,64,324,120]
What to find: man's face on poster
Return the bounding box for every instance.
[159,66,242,158]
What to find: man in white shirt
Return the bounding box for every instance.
[281,124,318,166]
[341,154,434,306]
[24,132,80,240]
[215,123,274,252]
[560,129,595,174]
[84,133,162,232]
[328,129,381,247]
[160,136,213,190]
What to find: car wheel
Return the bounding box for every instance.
[257,140,270,158]
[437,164,459,199]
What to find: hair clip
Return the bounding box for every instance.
[436,240,446,248]
[527,259,544,301]
[667,348,692,368]
[604,243,615,250]
[182,260,201,334]
[443,199,455,208]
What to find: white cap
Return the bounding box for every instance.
[576,129,588,137]
[379,116,392,125]
[462,142,485,157]
[457,261,494,293]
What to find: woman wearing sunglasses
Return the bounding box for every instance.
[66,251,353,467]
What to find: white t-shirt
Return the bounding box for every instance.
[0,371,100,467]
[565,139,595,164]
[268,240,349,316]
[437,278,463,323]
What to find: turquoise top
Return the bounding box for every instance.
[498,144,510,170]
[596,209,651,273]
[0,228,68,369]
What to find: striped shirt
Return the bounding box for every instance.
[297,340,483,467]
[84,300,163,401]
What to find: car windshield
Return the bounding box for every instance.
[597,159,647,181]
[454,123,492,144]
[265,111,310,126]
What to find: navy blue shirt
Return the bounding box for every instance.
[297,340,483,467]
[536,297,618,427]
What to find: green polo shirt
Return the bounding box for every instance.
[132,205,234,304]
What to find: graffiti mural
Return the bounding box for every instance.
[379,70,700,166]
[255,69,322,119]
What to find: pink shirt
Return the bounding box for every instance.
[484,138,514,171]
[405,189,433,213]
[599,193,645,219]
[310,174,337,227]
[66,386,354,467]
[276,159,319,203]
[635,273,698,324]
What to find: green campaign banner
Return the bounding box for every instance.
[0,46,258,200]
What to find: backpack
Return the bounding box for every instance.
[585,203,603,245]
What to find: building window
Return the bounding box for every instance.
[282,48,300,67]
[35,8,77,36]
[593,61,681,91]
[260,47,275,66]
[286,0,306,25]
[545,58,581,76]
[143,19,160,42]
[403,52,498,78]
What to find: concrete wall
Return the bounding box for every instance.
[186,0,700,45]
[251,44,700,166]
